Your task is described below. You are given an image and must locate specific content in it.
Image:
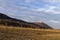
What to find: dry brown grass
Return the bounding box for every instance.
[0,26,60,40]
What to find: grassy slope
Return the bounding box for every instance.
[0,26,60,40]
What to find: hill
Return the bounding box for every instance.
[0,26,60,40]
[0,13,27,23]
[0,13,52,29]
[34,22,52,29]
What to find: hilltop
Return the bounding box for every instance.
[0,13,53,29]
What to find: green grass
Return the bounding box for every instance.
[0,26,60,40]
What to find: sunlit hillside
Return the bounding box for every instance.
[0,25,60,40]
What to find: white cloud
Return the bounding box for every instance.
[25,0,33,3]
[45,6,60,14]
[29,16,36,18]
[50,20,60,23]
[34,6,60,14]
[42,0,60,3]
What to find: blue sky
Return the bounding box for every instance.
[0,0,60,29]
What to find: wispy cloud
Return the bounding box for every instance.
[34,6,60,14]
[25,0,33,3]
[50,20,60,23]
[42,0,60,3]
